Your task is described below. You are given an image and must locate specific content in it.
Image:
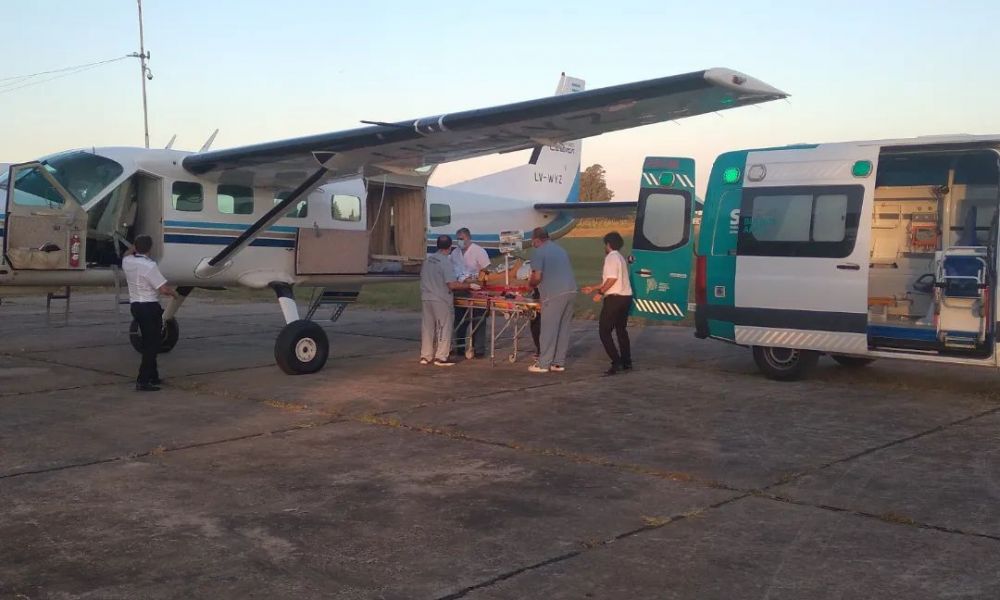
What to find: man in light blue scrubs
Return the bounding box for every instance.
[527,227,577,373]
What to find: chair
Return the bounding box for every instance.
[935,247,989,348]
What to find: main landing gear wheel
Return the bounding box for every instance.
[129,318,180,354]
[831,355,876,368]
[751,346,819,381]
[275,320,329,375]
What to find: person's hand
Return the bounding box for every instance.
[592,294,602,303]
[580,286,592,294]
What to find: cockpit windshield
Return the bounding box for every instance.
[0,151,124,207]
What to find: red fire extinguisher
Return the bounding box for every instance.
[69,233,81,268]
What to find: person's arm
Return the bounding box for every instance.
[528,249,544,288]
[147,264,177,297]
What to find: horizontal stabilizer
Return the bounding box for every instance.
[534,201,637,217]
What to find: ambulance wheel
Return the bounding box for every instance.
[275,320,329,375]
[831,355,875,368]
[128,318,180,354]
[752,346,818,381]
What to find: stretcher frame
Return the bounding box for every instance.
[454,294,540,366]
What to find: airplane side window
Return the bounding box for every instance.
[429,203,451,227]
[171,181,203,212]
[332,194,361,222]
[274,191,308,218]
[218,184,254,215]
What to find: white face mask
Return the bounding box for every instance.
[457,239,467,250]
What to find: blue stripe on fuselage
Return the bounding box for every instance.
[164,234,295,248]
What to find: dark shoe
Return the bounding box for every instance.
[136,383,160,392]
[151,378,163,385]
[622,361,633,371]
[604,363,620,376]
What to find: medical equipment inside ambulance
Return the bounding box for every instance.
[867,152,998,355]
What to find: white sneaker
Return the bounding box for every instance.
[528,364,549,373]
[434,359,456,367]
[419,358,430,365]
[549,365,565,372]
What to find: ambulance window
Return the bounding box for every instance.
[635,192,688,250]
[218,185,254,215]
[738,185,862,258]
[813,194,848,241]
[172,181,203,212]
[332,194,361,221]
[749,195,812,241]
[430,203,451,226]
[275,191,307,218]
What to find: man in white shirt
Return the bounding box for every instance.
[582,231,633,375]
[122,235,176,391]
[451,227,492,357]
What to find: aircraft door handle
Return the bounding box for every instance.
[637,268,653,278]
[836,263,860,271]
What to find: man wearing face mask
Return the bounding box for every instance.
[422,235,480,366]
[451,227,491,357]
[527,227,576,373]
[581,231,633,375]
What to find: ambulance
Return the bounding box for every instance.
[629,137,1000,380]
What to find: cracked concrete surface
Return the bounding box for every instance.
[1,294,999,599]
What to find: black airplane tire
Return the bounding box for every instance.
[752,346,819,381]
[160,319,180,353]
[275,320,329,375]
[129,317,180,354]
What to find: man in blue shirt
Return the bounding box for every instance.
[527,227,576,372]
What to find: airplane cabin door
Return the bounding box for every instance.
[3,162,88,270]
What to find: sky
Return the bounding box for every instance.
[2,0,999,200]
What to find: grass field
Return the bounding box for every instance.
[356,234,635,320]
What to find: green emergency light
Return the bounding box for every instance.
[852,160,873,178]
[659,172,675,186]
[722,167,741,184]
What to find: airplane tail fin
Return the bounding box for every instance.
[444,74,584,204]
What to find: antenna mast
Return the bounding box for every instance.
[134,0,152,148]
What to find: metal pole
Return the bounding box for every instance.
[136,0,150,148]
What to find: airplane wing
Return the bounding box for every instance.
[534,201,637,217]
[182,68,785,186]
[186,68,786,277]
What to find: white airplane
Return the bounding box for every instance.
[0,69,786,374]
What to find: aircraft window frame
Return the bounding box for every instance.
[275,191,308,219]
[217,184,255,216]
[332,194,361,222]
[429,203,451,227]
[171,181,204,212]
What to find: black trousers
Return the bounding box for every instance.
[131,302,163,384]
[599,295,632,366]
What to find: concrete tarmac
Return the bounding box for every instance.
[1,293,998,599]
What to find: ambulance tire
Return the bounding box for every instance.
[128,318,180,354]
[831,355,875,368]
[751,346,819,381]
[275,320,329,375]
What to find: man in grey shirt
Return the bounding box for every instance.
[421,234,479,366]
[527,227,577,372]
